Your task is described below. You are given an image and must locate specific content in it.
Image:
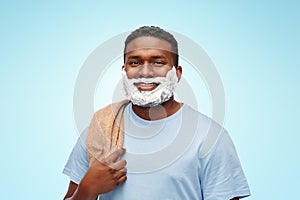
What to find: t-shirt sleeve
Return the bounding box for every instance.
[199,130,251,200]
[63,128,89,184]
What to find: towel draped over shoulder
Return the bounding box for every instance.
[86,100,130,166]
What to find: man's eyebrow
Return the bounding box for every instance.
[127,56,140,59]
[127,55,167,59]
[151,55,167,59]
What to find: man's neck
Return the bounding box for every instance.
[131,97,182,121]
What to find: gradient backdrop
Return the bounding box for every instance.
[0,1,299,199]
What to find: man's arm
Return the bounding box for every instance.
[63,148,127,200]
[199,128,250,199]
[63,181,79,200]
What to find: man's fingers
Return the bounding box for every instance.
[114,169,127,179]
[117,175,127,185]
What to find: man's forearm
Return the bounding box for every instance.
[64,186,98,200]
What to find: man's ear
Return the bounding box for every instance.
[175,66,182,82]
[121,65,125,70]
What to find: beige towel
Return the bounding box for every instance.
[86,99,130,166]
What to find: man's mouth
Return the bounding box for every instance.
[134,82,160,91]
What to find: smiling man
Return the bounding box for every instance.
[122,35,182,118]
[63,26,251,200]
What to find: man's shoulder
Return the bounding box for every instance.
[182,104,224,129]
[182,104,227,157]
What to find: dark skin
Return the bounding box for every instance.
[124,36,183,121]
[64,149,127,200]
[63,36,240,200]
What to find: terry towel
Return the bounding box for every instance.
[86,100,130,166]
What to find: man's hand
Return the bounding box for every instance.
[72,148,127,200]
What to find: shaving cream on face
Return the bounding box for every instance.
[122,67,178,107]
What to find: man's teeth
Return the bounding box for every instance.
[139,83,157,86]
[134,82,158,87]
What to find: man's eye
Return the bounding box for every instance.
[130,61,140,66]
[153,61,165,66]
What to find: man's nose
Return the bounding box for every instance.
[139,63,154,78]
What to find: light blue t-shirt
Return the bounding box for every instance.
[63,103,250,200]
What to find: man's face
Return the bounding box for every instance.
[124,36,181,92]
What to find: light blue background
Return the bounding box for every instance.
[0,1,299,199]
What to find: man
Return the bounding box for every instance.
[63,26,250,200]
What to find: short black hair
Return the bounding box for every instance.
[124,26,179,66]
